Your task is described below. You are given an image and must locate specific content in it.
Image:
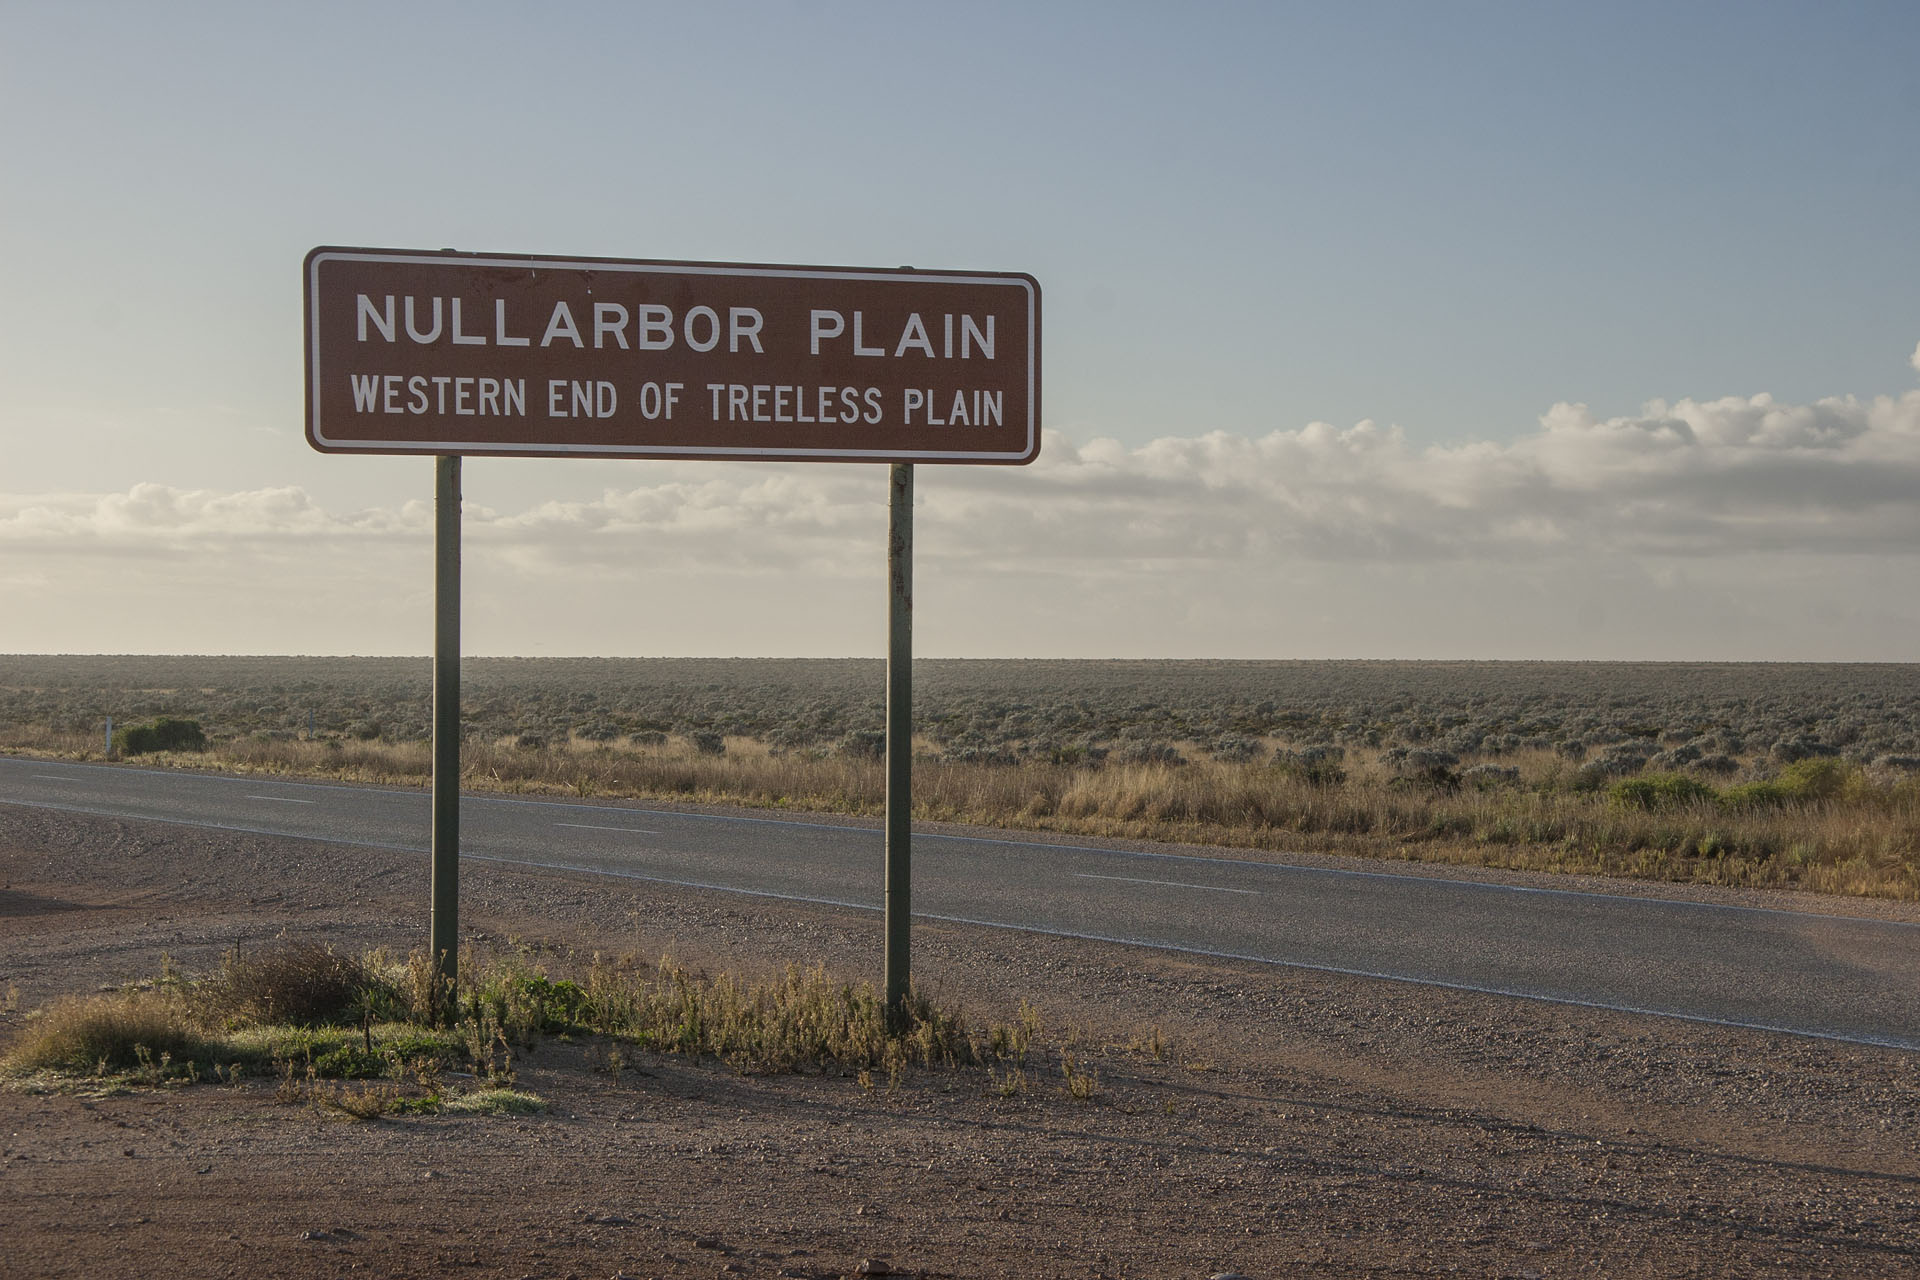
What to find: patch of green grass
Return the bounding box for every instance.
[261,1024,464,1079]
[441,1087,547,1116]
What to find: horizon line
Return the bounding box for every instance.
[1,653,1915,667]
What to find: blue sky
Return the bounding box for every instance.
[3,2,1919,658]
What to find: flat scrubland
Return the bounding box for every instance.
[3,655,1918,898]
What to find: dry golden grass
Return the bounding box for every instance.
[4,943,1069,1101]
[5,989,209,1074]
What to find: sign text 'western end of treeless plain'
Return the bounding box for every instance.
[305,248,1040,464]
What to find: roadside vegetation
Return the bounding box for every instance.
[3,656,1917,899]
[0,941,1109,1111]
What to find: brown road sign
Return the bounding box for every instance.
[305,247,1040,464]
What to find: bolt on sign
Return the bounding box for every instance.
[305,247,1040,464]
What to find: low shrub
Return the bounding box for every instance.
[473,968,599,1039]
[112,716,207,756]
[1773,757,1857,802]
[1610,773,1719,811]
[1721,759,1861,809]
[214,942,388,1027]
[1592,743,1656,776]
[1648,745,1702,770]
[1045,741,1108,766]
[1382,747,1458,790]
[839,729,886,760]
[1274,745,1346,787]
[1770,737,1841,765]
[1119,741,1185,767]
[1461,764,1520,790]
[1721,780,1790,809]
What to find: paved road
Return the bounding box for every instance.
[4,754,1917,1050]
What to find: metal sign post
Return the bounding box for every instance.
[430,455,461,1009]
[884,463,913,1025]
[305,246,1038,1027]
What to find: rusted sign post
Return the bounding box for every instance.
[306,248,1039,1020]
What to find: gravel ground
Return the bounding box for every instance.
[3,802,1918,1279]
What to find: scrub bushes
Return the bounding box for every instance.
[112,716,207,756]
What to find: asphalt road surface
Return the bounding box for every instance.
[4,754,1917,1050]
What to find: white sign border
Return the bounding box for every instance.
[306,250,1040,463]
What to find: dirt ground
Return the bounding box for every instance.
[2,801,1918,1279]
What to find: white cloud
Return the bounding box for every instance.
[4,386,1919,658]
[13,388,1920,567]
[0,483,426,552]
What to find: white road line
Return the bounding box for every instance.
[556,822,662,835]
[32,775,79,782]
[246,795,318,804]
[458,849,1920,1053]
[1074,872,1262,896]
[913,910,1920,1053]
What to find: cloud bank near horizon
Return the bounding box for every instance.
[4,387,1919,659]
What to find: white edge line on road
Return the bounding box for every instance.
[919,830,1920,929]
[460,849,1920,1055]
[7,757,1920,931]
[246,795,318,804]
[911,912,1920,1055]
[556,822,662,835]
[3,792,1913,1055]
[1074,872,1261,896]
[463,853,873,913]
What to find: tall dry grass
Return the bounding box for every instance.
[6,989,208,1073]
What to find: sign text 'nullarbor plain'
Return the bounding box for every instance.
[305,248,1040,464]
